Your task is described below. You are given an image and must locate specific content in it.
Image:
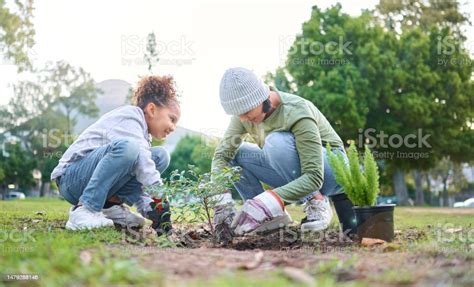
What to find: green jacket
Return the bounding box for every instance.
[211,87,343,202]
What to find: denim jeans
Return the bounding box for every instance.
[58,139,170,212]
[230,131,347,202]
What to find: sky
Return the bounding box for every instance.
[1,0,473,137]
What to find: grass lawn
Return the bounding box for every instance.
[0,198,473,286]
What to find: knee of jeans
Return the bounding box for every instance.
[151,146,170,172]
[112,139,140,163]
[234,143,261,166]
[264,132,294,163]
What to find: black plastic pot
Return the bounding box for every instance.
[329,193,358,236]
[353,204,396,242]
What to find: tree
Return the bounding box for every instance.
[431,157,468,206]
[376,0,473,205]
[28,109,70,196]
[0,0,35,71]
[163,135,216,179]
[0,62,100,195]
[144,31,160,73]
[0,80,47,149]
[1,61,100,148]
[0,141,36,193]
[376,0,470,36]
[43,61,101,135]
[278,4,401,143]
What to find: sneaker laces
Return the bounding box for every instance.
[304,199,329,221]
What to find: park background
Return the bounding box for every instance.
[1,1,474,286]
[0,0,473,207]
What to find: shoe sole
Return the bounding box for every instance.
[102,209,146,228]
[300,220,330,232]
[102,214,146,228]
[65,220,114,231]
[108,218,145,228]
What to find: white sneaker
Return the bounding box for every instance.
[102,204,146,228]
[301,197,333,232]
[253,210,293,233]
[65,205,114,230]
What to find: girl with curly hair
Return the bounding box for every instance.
[51,75,180,234]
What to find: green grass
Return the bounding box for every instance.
[1,199,473,286]
[0,198,161,286]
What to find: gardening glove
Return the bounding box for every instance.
[231,190,285,236]
[211,192,236,244]
[146,197,172,236]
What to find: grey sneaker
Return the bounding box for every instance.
[102,204,146,228]
[301,197,333,232]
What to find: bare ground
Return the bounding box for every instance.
[108,223,474,286]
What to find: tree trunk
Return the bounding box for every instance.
[66,111,71,136]
[413,170,425,206]
[442,178,449,207]
[43,182,51,197]
[393,169,409,205]
[40,181,45,197]
[425,172,433,206]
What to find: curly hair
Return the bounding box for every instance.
[132,75,179,109]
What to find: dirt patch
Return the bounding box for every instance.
[121,244,473,286]
[109,224,473,286]
[170,224,356,251]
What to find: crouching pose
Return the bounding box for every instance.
[211,67,350,242]
[51,75,180,235]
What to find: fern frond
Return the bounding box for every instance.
[364,145,380,206]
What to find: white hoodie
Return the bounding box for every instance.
[51,105,162,187]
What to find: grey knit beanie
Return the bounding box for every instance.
[219,67,270,115]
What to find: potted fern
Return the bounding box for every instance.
[327,143,395,242]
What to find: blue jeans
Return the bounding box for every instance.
[58,139,170,212]
[230,132,347,202]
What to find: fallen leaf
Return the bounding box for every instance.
[36,211,45,216]
[240,251,264,270]
[186,230,200,240]
[282,267,315,286]
[361,237,386,247]
[79,250,92,265]
[445,228,463,234]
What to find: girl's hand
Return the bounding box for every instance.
[146,197,172,236]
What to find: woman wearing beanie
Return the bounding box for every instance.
[211,67,350,242]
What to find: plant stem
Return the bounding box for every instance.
[203,197,215,243]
